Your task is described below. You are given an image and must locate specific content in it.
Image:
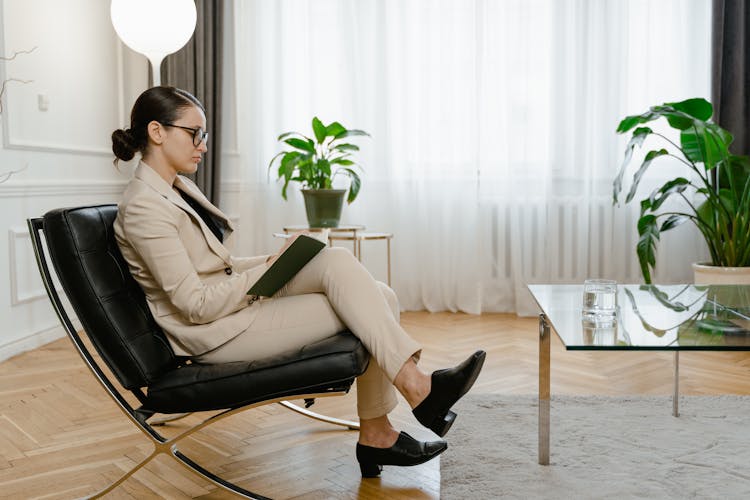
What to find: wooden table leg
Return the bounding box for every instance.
[386,238,391,286]
[539,313,551,465]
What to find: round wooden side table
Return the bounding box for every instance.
[328,232,394,286]
[282,225,393,285]
[283,224,365,257]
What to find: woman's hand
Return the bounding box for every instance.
[266,231,310,266]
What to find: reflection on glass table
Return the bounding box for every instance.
[529,284,750,350]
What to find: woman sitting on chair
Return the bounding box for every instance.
[111,86,485,478]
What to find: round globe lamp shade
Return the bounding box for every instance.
[110,0,197,86]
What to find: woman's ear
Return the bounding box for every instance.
[146,120,164,145]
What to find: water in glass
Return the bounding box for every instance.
[582,279,617,321]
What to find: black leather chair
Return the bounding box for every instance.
[28,205,369,499]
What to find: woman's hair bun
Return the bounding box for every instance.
[111,128,138,162]
[112,87,204,166]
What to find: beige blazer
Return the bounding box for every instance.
[114,161,269,356]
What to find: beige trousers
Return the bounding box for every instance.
[196,247,422,419]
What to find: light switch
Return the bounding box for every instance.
[37,93,49,111]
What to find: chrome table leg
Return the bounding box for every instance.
[673,351,680,417]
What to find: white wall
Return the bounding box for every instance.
[0,0,148,362]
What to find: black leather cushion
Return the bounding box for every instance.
[44,205,177,389]
[43,205,370,410]
[146,332,369,413]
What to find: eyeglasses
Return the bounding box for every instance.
[162,123,209,147]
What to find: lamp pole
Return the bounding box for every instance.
[149,55,165,87]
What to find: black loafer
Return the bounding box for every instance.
[412,350,486,437]
[356,431,447,478]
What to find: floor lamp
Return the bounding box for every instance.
[110,0,197,86]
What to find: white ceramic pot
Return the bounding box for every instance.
[692,263,750,285]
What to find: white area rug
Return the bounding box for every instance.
[440,394,750,499]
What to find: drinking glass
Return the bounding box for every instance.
[581,320,618,345]
[582,279,618,323]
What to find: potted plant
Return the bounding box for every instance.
[613,97,750,284]
[269,117,369,227]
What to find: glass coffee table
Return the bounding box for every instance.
[528,284,750,465]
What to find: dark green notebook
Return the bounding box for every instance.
[247,235,326,297]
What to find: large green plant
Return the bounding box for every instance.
[614,97,750,283]
[269,117,370,203]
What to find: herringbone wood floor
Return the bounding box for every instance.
[2,312,750,499]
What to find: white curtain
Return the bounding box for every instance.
[231,0,711,315]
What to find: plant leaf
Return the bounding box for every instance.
[679,127,704,165]
[312,117,326,144]
[332,143,360,152]
[660,214,688,231]
[646,105,694,130]
[625,149,669,203]
[636,214,660,284]
[329,153,352,163]
[316,158,331,178]
[278,152,305,200]
[657,105,704,130]
[616,111,660,133]
[325,121,346,138]
[281,182,289,200]
[617,101,706,134]
[277,131,310,142]
[695,197,714,229]
[649,177,690,211]
[340,167,362,203]
[680,122,732,169]
[277,151,302,178]
[267,150,286,172]
[298,159,317,187]
[284,137,315,153]
[613,127,652,204]
[707,123,732,147]
[334,129,370,139]
[717,187,737,213]
[666,97,712,121]
[640,198,652,215]
[330,158,355,166]
[718,154,750,201]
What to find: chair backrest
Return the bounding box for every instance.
[42,205,177,389]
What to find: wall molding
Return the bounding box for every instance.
[0,179,128,198]
[0,140,113,156]
[0,321,75,364]
[7,227,50,305]
[2,179,245,198]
